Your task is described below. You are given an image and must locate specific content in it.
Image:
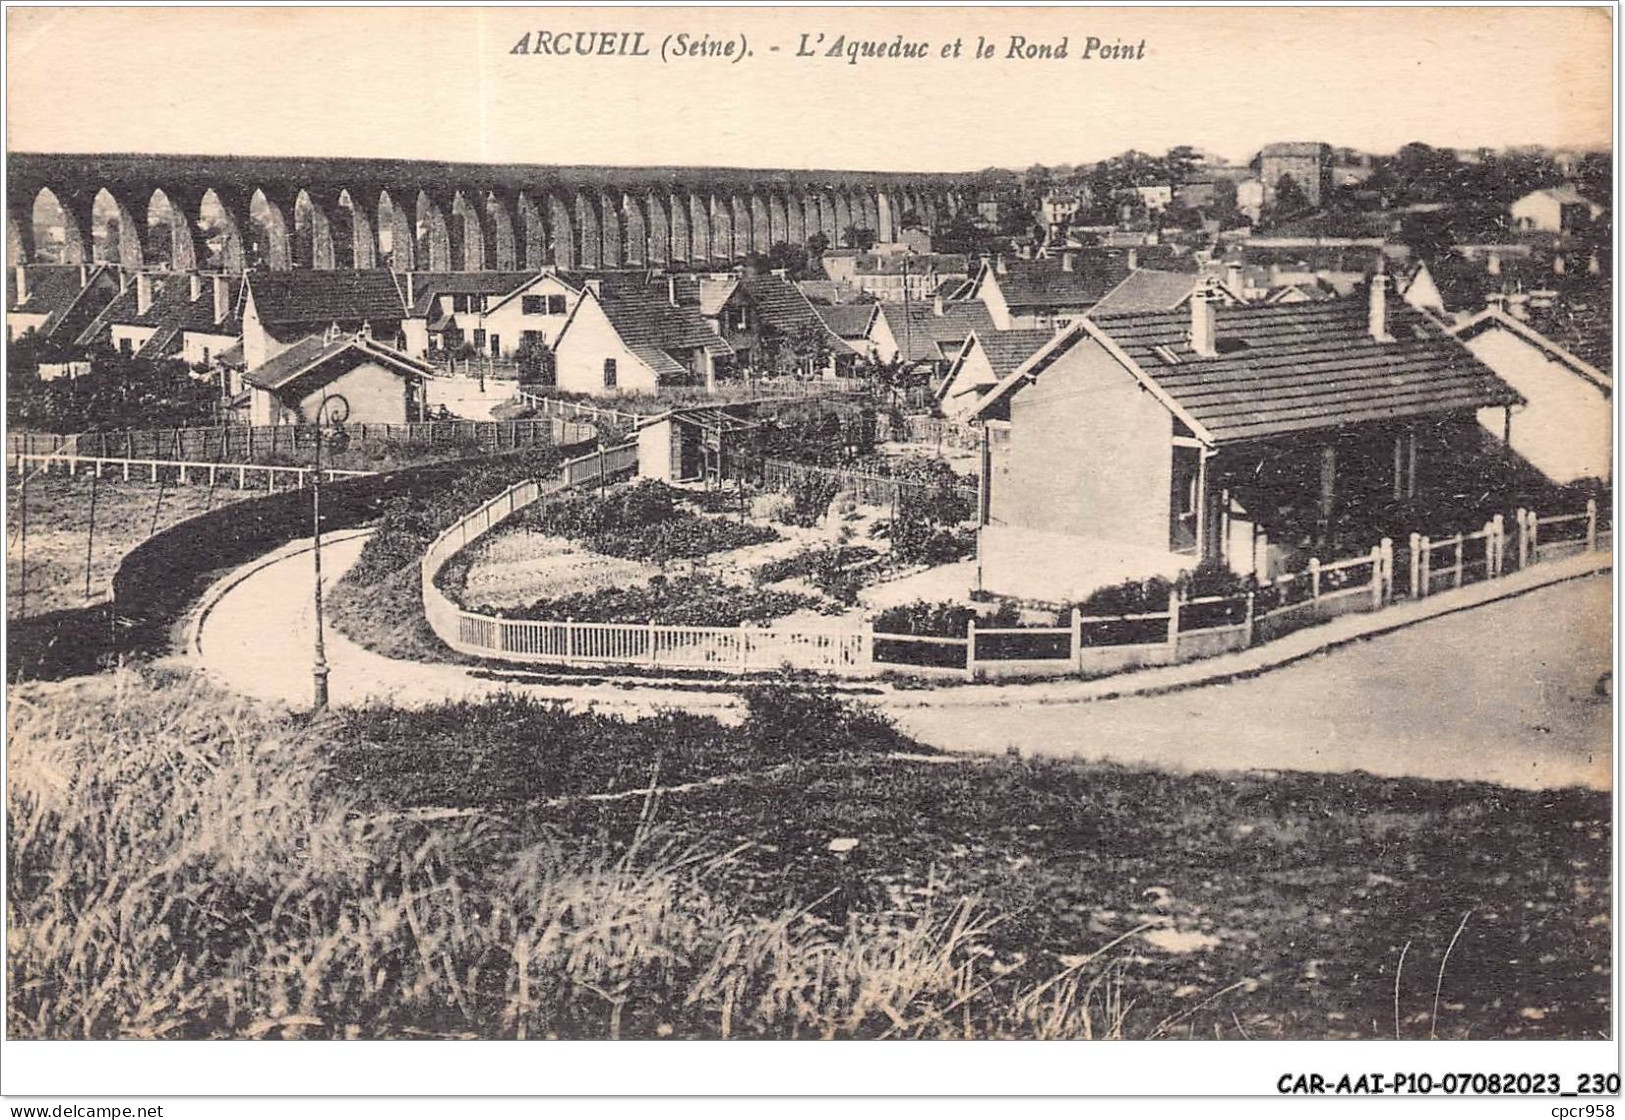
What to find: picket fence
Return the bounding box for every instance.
[13,452,373,491]
[759,457,979,509]
[7,418,594,470]
[420,448,1608,680]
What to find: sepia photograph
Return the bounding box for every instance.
[1,1,1617,1110]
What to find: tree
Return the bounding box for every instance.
[1270,175,1313,220]
[806,231,830,257]
[898,208,922,231]
[843,226,877,252]
[514,335,556,385]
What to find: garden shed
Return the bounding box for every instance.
[636,407,760,486]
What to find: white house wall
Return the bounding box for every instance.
[554,296,661,395]
[1464,329,1612,485]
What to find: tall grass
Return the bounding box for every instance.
[8,669,1134,1040]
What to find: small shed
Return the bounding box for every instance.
[636,407,759,486]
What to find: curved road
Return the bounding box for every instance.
[193,536,1612,791]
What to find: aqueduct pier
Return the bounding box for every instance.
[7,152,975,275]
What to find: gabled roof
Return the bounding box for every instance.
[967,327,1055,376]
[1456,307,1612,391]
[978,254,1134,311]
[795,279,868,305]
[876,299,998,363]
[562,284,733,378]
[242,332,432,393]
[815,302,879,340]
[76,273,245,349]
[9,265,91,318]
[405,270,541,316]
[974,297,1521,445]
[736,274,845,346]
[247,269,405,326]
[1088,269,1205,315]
[1517,185,1599,208]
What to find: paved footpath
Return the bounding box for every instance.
[190,534,1613,791]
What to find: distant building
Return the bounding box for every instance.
[1039,193,1083,229]
[850,252,970,302]
[868,295,997,375]
[1134,183,1173,212]
[242,269,406,370]
[552,281,732,395]
[1454,308,1611,485]
[1173,178,1216,210]
[6,263,121,344]
[401,270,581,359]
[241,329,430,427]
[1259,142,1333,208]
[1509,186,1604,234]
[710,273,853,375]
[936,327,1055,419]
[1236,179,1265,223]
[965,252,1135,330]
[976,199,1002,228]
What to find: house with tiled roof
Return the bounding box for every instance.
[1452,308,1611,485]
[7,263,122,345]
[814,303,879,351]
[242,269,406,370]
[869,296,997,376]
[936,327,1055,420]
[1088,269,1244,316]
[552,281,733,396]
[75,271,246,368]
[795,279,869,306]
[1509,186,1604,234]
[850,251,971,303]
[967,277,1521,599]
[241,327,431,427]
[399,270,600,360]
[966,252,1135,330]
[712,273,852,375]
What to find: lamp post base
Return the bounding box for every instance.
[312,663,330,711]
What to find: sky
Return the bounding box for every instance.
[6,6,1615,171]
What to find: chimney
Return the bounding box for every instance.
[667,274,677,306]
[1225,260,1243,295]
[1189,288,1216,358]
[933,293,945,317]
[213,275,230,324]
[14,265,26,305]
[189,272,203,302]
[584,278,602,298]
[1487,252,1501,277]
[135,272,153,316]
[359,319,373,340]
[1061,252,1075,273]
[1367,267,1393,342]
[995,254,1007,276]
[1553,254,1566,276]
[1127,248,1138,271]
[405,272,416,308]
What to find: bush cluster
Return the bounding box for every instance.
[497,573,819,627]
[524,480,780,563]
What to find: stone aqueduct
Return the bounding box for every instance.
[7,153,974,275]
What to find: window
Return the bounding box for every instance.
[202,347,210,363]
[119,337,132,357]
[522,295,544,315]
[547,294,568,315]
[603,358,618,388]
[453,294,471,313]
[489,334,501,356]
[473,329,486,349]
[521,330,542,345]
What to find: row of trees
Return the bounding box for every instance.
[8,334,219,433]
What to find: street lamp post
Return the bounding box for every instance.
[310,396,334,711]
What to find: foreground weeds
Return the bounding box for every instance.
[8,670,1136,1040]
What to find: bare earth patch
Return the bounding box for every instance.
[459,529,658,610]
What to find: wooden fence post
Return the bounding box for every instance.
[1309,557,1321,601]
[1587,498,1598,552]
[566,618,577,665]
[1379,537,1395,603]
[1528,510,1540,564]
[965,618,977,682]
[1453,533,1464,589]
[1491,514,1505,576]
[1516,508,1529,569]
[1070,606,1082,669]
[1369,545,1383,609]
[1418,536,1431,597]
[1242,591,1255,647]
[1166,587,1180,651]
[1408,532,1421,597]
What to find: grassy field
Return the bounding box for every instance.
[6,473,251,619]
[8,668,1609,1041]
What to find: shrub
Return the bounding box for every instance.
[778,472,841,527]
[499,574,817,626]
[873,599,978,638]
[1070,576,1176,618]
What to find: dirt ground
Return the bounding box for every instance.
[7,473,250,618]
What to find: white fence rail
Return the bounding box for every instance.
[13,453,375,491]
[421,441,870,675]
[420,449,1609,680]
